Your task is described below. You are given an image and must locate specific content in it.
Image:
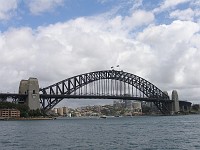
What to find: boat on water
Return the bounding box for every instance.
[100,115,107,119]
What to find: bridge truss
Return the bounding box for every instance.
[0,93,27,103]
[40,70,171,114]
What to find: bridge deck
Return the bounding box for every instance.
[40,94,172,103]
[0,93,27,97]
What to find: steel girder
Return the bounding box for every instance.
[0,93,27,103]
[40,70,170,113]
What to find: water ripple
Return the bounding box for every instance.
[0,115,200,149]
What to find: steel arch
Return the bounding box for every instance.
[40,70,170,113]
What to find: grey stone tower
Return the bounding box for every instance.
[172,90,179,113]
[19,78,40,110]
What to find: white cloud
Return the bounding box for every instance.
[0,10,154,93]
[154,0,190,13]
[129,0,143,10]
[123,10,154,30]
[170,8,195,21]
[97,0,109,4]
[0,0,18,20]
[190,0,200,7]
[137,20,200,92]
[27,0,64,15]
[101,10,154,34]
[136,20,200,100]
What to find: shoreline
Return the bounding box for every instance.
[0,117,55,121]
[0,113,196,121]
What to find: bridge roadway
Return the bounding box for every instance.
[40,94,172,103]
[0,93,191,105]
[0,92,171,102]
[0,92,172,102]
[0,93,27,101]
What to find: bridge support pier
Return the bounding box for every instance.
[19,78,40,110]
[171,90,180,114]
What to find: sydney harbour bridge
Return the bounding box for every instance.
[0,70,191,115]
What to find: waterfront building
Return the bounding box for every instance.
[94,105,101,113]
[63,107,68,114]
[124,100,132,110]
[113,100,124,109]
[0,109,9,117]
[53,108,58,114]
[58,107,64,116]
[0,109,20,118]
[74,112,81,117]
[132,101,142,114]
[68,113,72,117]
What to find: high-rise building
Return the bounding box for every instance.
[58,107,64,116]
[63,107,68,114]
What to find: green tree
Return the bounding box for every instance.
[142,106,151,114]
[28,109,43,117]
[17,104,29,117]
[192,104,199,112]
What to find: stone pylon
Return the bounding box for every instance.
[19,78,40,110]
[172,90,179,113]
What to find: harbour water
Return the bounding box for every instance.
[1,115,200,150]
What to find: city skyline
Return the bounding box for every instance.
[0,0,200,107]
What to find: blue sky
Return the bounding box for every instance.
[0,0,121,31]
[1,0,198,31]
[0,0,200,107]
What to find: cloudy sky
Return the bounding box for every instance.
[0,0,200,107]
